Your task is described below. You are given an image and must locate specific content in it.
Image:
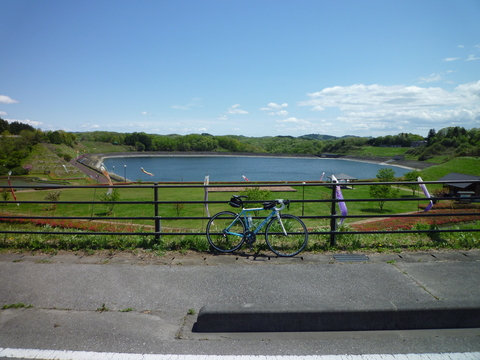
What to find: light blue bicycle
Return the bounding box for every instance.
[206,195,308,257]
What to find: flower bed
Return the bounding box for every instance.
[0,216,146,234]
[351,208,480,232]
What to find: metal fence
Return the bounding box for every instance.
[1,180,479,246]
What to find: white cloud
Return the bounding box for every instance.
[298,81,480,135]
[260,102,288,111]
[79,123,100,129]
[276,117,311,125]
[217,114,228,120]
[260,102,288,116]
[172,98,202,110]
[179,127,208,133]
[0,95,19,104]
[5,118,43,127]
[444,57,460,62]
[418,73,442,83]
[274,117,313,133]
[226,104,248,114]
[0,111,7,116]
[466,54,480,61]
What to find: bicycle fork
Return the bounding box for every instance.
[275,212,288,236]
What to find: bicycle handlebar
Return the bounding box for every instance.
[275,199,289,211]
[263,199,289,211]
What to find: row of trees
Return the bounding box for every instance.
[408,127,480,160]
[81,131,345,154]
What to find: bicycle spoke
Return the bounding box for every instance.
[265,214,308,257]
[206,211,245,252]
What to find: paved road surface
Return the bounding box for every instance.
[0,250,479,358]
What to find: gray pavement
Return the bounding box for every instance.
[0,249,479,356]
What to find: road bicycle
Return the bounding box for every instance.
[206,195,308,257]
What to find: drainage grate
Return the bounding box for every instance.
[333,254,370,262]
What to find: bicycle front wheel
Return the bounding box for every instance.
[265,214,308,257]
[206,211,246,252]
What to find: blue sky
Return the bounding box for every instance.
[1,0,479,138]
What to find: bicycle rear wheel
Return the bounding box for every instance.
[265,214,308,257]
[206,211,246,252]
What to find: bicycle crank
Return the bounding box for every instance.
[244,231,256,248]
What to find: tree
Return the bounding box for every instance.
[44,190,62,212]
[98,188,120,215]
[369,168,399,212]
[1,189,10,211]
[403,169,421,196]
[239,187,272,216]
[47,131,63,144]
[427,129,436,146]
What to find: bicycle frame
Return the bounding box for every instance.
[226,205,288,237]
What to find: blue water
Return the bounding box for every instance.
[103,156,410,182]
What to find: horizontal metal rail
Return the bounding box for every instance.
[0,181,479,246]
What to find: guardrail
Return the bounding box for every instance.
[0,180,479,247]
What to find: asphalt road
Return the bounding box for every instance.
[0,250,479,357]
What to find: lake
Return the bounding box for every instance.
[102,156,411,182]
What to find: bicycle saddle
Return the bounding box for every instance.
[228,195,247,208]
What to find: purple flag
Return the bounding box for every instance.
[332,175,348,225]
[418,176,433,212]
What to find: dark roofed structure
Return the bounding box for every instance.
[438,172,480,197]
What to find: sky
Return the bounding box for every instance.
[1,0,479,138]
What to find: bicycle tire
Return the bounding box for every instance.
[206,211,246,252]
[265,214,308,257]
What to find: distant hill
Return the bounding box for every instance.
[299,134,339,140]
[299,134,369,141]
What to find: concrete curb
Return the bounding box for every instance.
[195,301,480,332]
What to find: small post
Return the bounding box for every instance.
[154,183,161,240]
[302,182,306,217]
[330,183,337,247]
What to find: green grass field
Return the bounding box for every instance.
[1,182,430,229]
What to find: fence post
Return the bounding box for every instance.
[330,183,337,246]
[154,183,161,240]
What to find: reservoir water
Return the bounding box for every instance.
[103,156,411,182]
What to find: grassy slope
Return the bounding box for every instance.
[23,144,84,178]
[79,141,132,154]
[418,157,480,180]
[349,146,410,157]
